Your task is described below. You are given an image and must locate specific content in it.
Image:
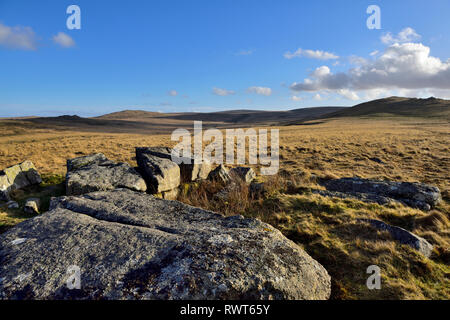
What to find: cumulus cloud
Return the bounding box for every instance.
[0,23,38,50]
[52,32,75,48]
[290,42,450,93]
[337,89,360,101]
[284,48,339,60]
[168,90,178,96]
[381,27,421,45]
[212,87,235,96]
[247,86,272,96]
[291,95,303,101]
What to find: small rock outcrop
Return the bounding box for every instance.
[136,149,180,193]
[0,189,331,300]
[136,147,212,183]
[0,161,42,201]
[359,219,434,257]
[208,164,231,184]
[66,154,146,196]
[230,167,256,183]
[24,198,40,214]
[320,177,441,210]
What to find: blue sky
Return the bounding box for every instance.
[1,0,450,117]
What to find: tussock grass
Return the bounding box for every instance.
[177,171,450,300]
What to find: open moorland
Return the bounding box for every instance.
[0,97,449,299]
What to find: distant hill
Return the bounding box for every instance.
[320,97,450,119]
[3,97,448,135]
[96,110,163,120]
[98,107,344,125]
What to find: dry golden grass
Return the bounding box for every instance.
[0,116,449,300]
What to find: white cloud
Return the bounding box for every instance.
[381,27,421,45]
[247,86,272,96]
[0,23,38,50]
[212,87,235,96]
[52,32,75,48]
[284,48,339,60]
[168,90,178,96]
[337,89,360,101]
[291,95,303,101]
[290,42,450,94]
[370,50,379,56]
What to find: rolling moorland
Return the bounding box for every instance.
[0,96,449,299]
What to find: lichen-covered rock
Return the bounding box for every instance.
[136,150,180,193]
[208,165,231,184]
[66,153,112,172]
[66,154,146,195]
[359,219,434,257]
[321,177,441,210]
[24,198,40,214]
[0,161,42,201]
[0,189,331,300]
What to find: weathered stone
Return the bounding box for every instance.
[136,147,212,182]
[24,198,40,214]
[208,165,231,184]
[66,153,111,172]
[321,177,441,210]
[0,161,42,201]
[230,167,256,183]
[0,189,331,300]
[178,160,212,182]
[359,219,434,257]
[66,155,147,196]
[136,150,180,193]
[19,161,43,185]
[136,147,172,160]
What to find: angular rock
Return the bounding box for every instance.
[24,198,40,214]
[180,160,212,182]
[321,177,441,210]
[136,147,211,182]
[136,150,180,193]
[19,161,43,185]
[0,189,331,300]
[66,154,146,196]
[208,165,231,184]
[359,219,434,257]
[0,161,42,201]
[66,153,112,172]
[230,167,256,183]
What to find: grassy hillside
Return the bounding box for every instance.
[321,97,450,119]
